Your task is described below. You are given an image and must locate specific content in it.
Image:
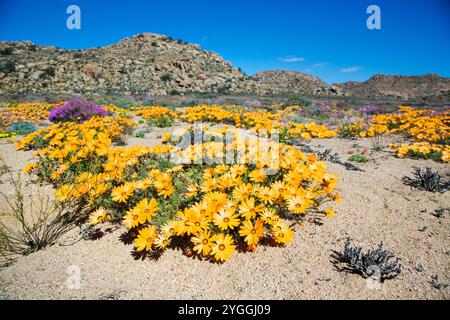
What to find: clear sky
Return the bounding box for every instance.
[0,0,449,83]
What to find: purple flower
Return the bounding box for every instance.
[359,105,385,115]
[49,98,108,123]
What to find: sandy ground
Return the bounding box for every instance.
[0,128,449,300]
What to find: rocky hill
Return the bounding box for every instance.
[335,74,450,100]
[253,70,344,96]
[0,33,261,96]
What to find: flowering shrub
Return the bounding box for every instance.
[48,98,108,123]
[136,106,178,128]
[90,138,339,262]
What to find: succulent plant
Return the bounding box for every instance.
[331,239,402,282]
[402,167,449,193]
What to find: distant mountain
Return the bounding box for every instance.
[252,70,344,96]
[0,33,449,100]
[334,73,450,100]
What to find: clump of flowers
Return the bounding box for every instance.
[392,142,450,162]
[358,105,386,115]
[102,104,131,118]
[136,106,178,128]
[17,116,136,183]
[182,105,241,124]
[363,106,450,161]
[0,131,16,139]
[48,98,108,123]
[116,138,340,262]
[0,102,61,128]
[18,114,340,263]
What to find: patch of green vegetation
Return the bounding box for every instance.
[147,116,173,128]
[348,154,368,163]
[10,122,37,136]
[0,60,16,73]
[134,131,145,138]
[160,73,172,82]
[0,47,13,55]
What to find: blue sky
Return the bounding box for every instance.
[0,0,449,83]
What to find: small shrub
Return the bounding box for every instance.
[343,162,363,171]
[9,122,37,136]
[433,207,449,218]
[160,73,172,82]
[44,66,56,77]
[285,115,307,124]
[0,47,13,55]
[338,122,364,138]
[134,131,145,138]
[0,59,16,73]
[370,134,387,151]
[138,119,145,124]
[331,239,402,282]
[316,149,341,163]
[402,167,449,193]
[430,275,449,290]
[348,154,368,163]
[169,89,181,96]
[48,98,108,123]
[147,116,173,128]
[0,163,86,262]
